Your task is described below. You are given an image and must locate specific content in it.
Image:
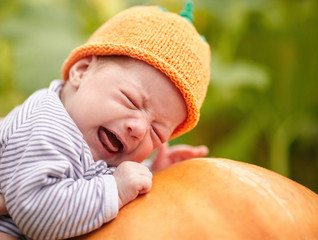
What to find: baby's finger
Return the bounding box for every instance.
[137,176,152,194]
[194,145,209,156]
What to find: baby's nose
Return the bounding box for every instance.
[126,117,148,141]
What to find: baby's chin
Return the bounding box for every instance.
[91,151,110,163]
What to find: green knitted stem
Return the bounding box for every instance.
[179,0,193,23]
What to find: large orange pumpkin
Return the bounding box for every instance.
[74,158,318,240]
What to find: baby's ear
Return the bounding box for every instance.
[68,56,97,88]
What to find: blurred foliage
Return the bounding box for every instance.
[0,0,317,193]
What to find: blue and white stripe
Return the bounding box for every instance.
[0,80,118,240]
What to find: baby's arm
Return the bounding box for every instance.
[1,139,119,239]
[2,147,150,239]
[0,194,8,215]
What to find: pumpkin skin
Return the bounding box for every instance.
[74,158,318,240]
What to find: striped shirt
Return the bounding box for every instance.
[0,80,118,240]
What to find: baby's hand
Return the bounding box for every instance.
[0,194,8,215]
[151,143,209,172]
[113,161,152,209]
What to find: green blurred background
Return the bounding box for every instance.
[0,0,317,193]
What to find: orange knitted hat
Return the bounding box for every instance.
[62,3,210,139]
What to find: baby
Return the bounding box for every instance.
[0,3,210,240]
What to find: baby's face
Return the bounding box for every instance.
[61,56,187,166]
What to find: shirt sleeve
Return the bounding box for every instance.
[0,119,118,240]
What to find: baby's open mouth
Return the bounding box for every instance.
[98,127,123,153]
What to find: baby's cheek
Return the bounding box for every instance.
[133,142,154,163]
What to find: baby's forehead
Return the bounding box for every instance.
[92,55,182,98]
